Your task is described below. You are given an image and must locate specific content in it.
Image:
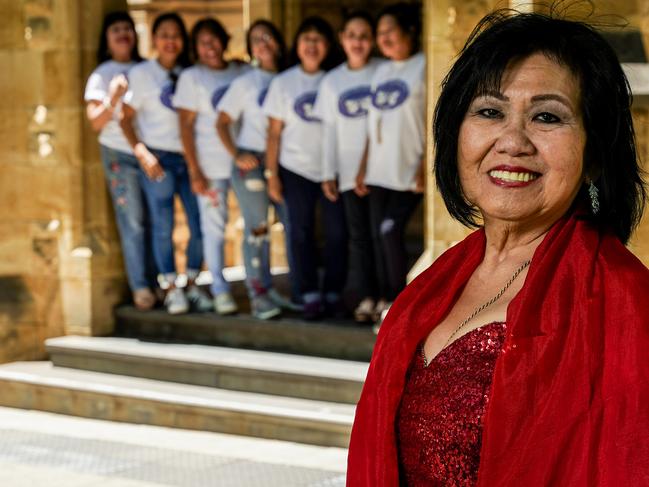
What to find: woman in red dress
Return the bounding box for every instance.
[347,9,649,486]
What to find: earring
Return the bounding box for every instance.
[588,180,600,215]
[250,57,260,68]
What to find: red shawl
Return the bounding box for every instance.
[347,212,649,486]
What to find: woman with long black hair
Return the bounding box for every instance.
[121,13,207,315]
[355,3,426,324]
[263,16,346,320]
[84,11,158,310]
[314,11,383,323]
[174,18,248,315]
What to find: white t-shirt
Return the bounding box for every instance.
[365,52,426,191]
[123,59,183,153]
[313,58,383,192]
[84,60,136,154]
[217,67,274,153]
[262,65,324,182]
[173,62,249,179]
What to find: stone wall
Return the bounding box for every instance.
[0,0,129,362]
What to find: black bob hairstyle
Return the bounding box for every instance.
[97,11,142,65]
[151,12,192,68]
[246,19,287,71]
[288,16,344,71]
[191,17,230,64]
[433,10,646,244]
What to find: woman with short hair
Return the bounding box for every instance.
[348,9,649,486]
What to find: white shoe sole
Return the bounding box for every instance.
[253,307,281,320]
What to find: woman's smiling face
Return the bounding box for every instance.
[457,52,587,229]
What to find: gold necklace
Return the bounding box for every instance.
[421,259,531,368]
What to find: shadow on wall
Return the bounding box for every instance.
[0,276,33,323]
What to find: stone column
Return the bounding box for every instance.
[0,0,128,363]
[411,0,496,279]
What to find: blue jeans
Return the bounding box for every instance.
[231,149,299,300]
[139,148,203,275]
[279,166,348,300]
[99,145,157,291]
[196,178,231,296]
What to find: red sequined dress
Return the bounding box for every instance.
[396,321,507,486]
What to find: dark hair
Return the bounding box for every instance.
[152,12,191,68]
[377,2,422,54]
[97,11,142,65]
[433,10,646,244]
[191,17,230,64]
[288,16,344,71]
[246,19,287,71]
[341,10,375,35]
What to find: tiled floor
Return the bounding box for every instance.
[0,407,346,487]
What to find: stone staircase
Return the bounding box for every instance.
[0,306,376,448]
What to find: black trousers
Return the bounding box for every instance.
[342,190,377,301]
[367,185,422,301]
[280,166,348,297]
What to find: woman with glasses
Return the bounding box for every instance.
[216,19,299,320]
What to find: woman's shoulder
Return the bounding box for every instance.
[599,233,649,286]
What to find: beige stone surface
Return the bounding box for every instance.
[0,0,129,364]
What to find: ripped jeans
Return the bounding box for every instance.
[196,178,231,296]
[99,144,157,292]
[230,149,297,300]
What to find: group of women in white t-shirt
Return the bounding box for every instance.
[85,3,425,325]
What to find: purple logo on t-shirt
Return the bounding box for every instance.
[211,85,230,110]
[372,79,409,110]
[160,83,175,111]
[257,87,269,107]
[338,85,372,118]
[293,91,320,122]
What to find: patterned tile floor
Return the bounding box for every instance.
[0,408,346,487]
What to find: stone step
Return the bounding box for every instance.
[114,306,376,362]
[0,361,354,448]
[46,336,368,404]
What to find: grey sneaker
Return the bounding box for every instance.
[185,285,213,312]
[251,295,281,320]
[214,292,238,315]
[164,287,189,315]
[268,288,303,311]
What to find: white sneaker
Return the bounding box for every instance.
[164,287,189,315]
[214,292,238,315]
[354,297,376,323]
[185,285,214,312]
[372,300,392,334]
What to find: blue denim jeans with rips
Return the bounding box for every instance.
[99,144,157,291]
